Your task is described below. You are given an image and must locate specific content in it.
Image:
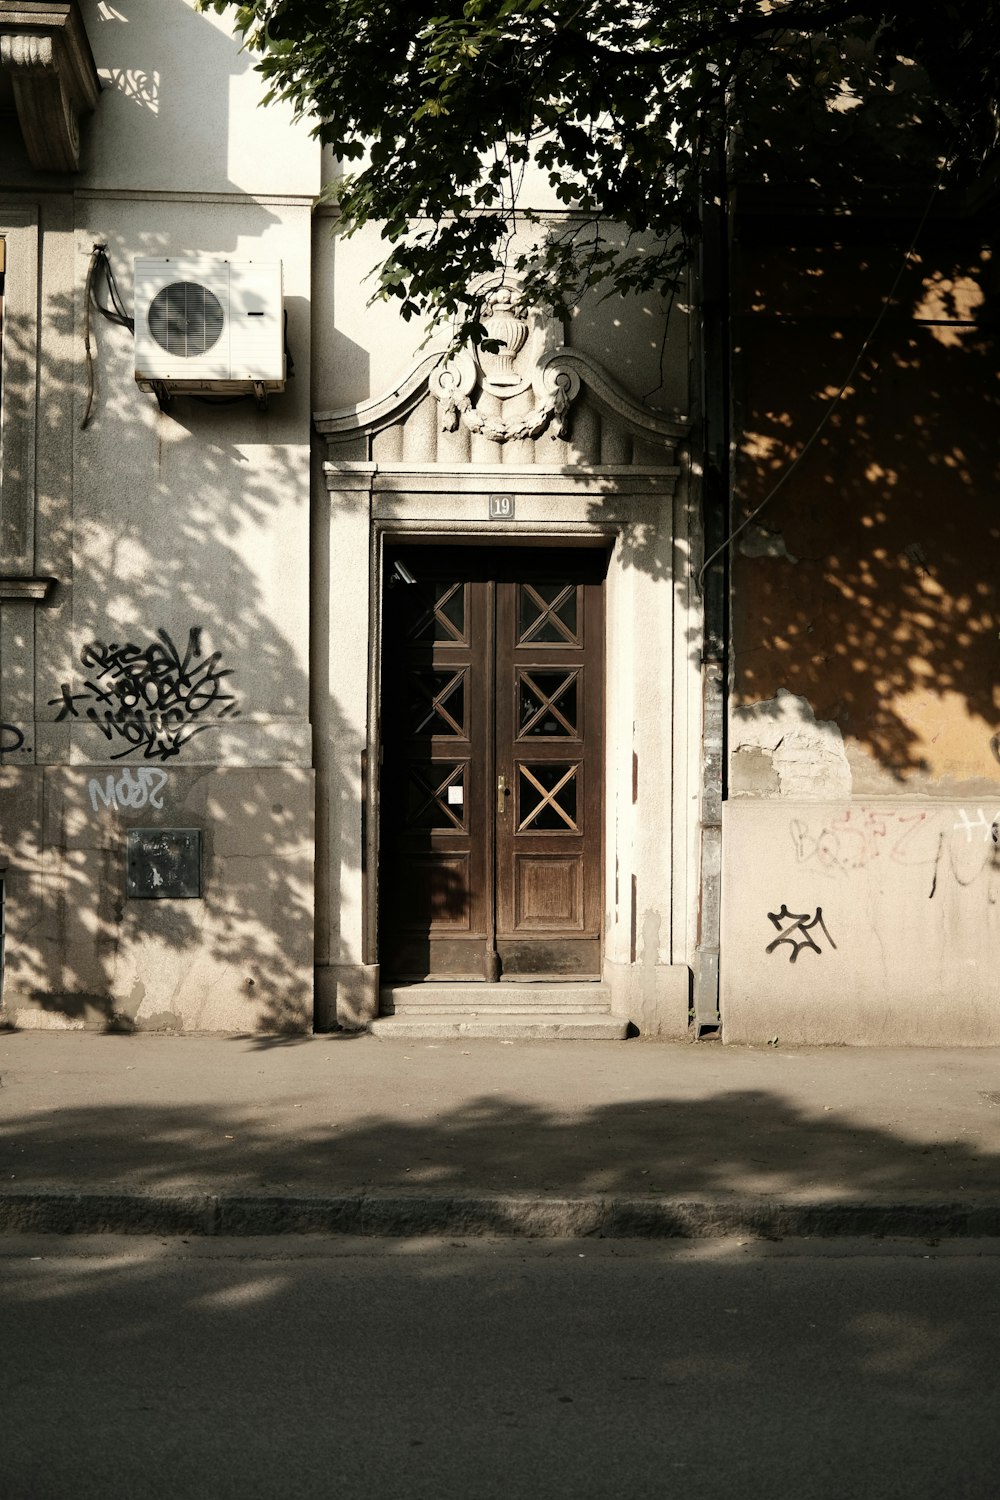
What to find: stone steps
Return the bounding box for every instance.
[371,983,628,1039]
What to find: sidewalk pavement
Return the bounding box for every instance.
[1,1028,999,1240]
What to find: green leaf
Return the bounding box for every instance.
[207,0,998,339]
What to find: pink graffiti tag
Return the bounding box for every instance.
[790,809,933,874]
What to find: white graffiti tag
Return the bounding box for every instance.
[952,808,1000,844]
[88,767,168,814]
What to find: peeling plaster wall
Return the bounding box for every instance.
[730,236,999,795]
[731,690,852,799]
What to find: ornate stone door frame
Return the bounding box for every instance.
[313,347,699,1035]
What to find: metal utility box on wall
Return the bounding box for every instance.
[126,829,203,900]
[134,258,284,394]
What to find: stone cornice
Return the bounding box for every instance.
[0,2,100,173]
[322,463,681,498]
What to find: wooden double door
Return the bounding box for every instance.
[380,546,606,980]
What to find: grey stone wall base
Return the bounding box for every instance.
[606,960,692,1039]
[1,766,315,1034]
[314,962,380,1030]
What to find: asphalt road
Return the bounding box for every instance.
[2,1236,999,1500]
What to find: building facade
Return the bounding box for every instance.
[0,2,996,1043]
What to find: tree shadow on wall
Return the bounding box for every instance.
[728,224,1000,785]
[573,52,1000,787]
[0,275,353,1035]
[587,212,999,787]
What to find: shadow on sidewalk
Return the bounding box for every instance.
[2,1086,997,1202]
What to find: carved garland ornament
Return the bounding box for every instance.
[435,365,578,443]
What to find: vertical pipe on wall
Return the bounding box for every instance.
[692,140,731,1036]
[309,439,333,1028]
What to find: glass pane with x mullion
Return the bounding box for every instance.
[517,763,579,832]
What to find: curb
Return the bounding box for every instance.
[2,1190,1000,1239]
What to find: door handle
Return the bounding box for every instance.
[497,773,507,815]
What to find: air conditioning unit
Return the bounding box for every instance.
[134,258,284,395]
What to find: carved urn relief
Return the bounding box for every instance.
[429,285,582,445]
[480,287,529,389]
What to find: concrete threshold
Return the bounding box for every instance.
[2,1189,1000,1240]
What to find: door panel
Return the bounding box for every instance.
[513,855,583,929]
[380,547,605,981]
[495,569,604,975]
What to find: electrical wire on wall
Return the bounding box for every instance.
[80,243,133,431]
[695,156,952,595]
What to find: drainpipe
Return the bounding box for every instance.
[692,152,731,1038]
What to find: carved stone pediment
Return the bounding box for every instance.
[0,2,100,172]
[315,337,688,472]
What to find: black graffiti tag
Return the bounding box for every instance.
[0,722,25,754]
[765,905,837,963]
[49,627,240,761]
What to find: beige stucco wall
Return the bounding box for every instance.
[84,1,316,198]
[64,196,314,766]
[731,243,999,796]
[723,798,1000,1045]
